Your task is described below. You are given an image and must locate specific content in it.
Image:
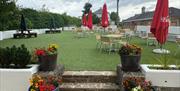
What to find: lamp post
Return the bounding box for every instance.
[116,0,119,26]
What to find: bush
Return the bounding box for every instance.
[0,48,3,66]
[0,47,13,67]
[13,44,31,68]
[0,44,31,68]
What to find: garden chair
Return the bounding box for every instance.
[146,33,157,46]
[174,37,180,56]
[100,36,116,54]
[95,34,102,50]
[125,34,132,44]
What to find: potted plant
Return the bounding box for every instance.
[118,44,142,72]
[123,77,154,91]
[35,44,58,71]
[29,74,62,91]
[141,54,180,87]
[0,44,38,91]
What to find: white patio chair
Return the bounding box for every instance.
[146,33,158,46]
[174,38,180,56]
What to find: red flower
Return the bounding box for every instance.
[39,85,46,91]
[35,49,45,56]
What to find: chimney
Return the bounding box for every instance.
[142,7,146,14]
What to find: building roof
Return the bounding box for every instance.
[123,7,180,23]
[94,8,102,15]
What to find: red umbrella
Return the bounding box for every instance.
[101,3,109,28]
[87,10,93,29]
[150,0,169,45]
[82,14,87,26]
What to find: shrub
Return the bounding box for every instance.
[0,44,31,68]
[13,44,31,68]
[0,47,12,67]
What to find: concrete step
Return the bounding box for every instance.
[62,71,117,83]
[59,82,120,91]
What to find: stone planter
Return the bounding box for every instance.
[120,55,141,72]
[38,54,57,71]
[141,64,180,87]
[0,64,39,91]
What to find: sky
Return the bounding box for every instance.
[16,0,180,20]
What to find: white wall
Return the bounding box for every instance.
[64,26,76,31]
[0,29,48,40]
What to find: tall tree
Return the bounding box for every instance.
[92,13,100,24]
[0,0,16,31]
[110,12,119,24]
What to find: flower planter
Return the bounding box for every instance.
[141,64,180,87]
[0,64,38,91]
[38,54,57,71]
[120,55,141,72]
[53,87,59,91]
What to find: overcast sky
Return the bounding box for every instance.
[16,0,180,20]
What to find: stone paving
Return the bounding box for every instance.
[60,71,120,91]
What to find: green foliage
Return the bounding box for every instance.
[83,3,92,14]
[0,44,31,68]
[110,12,119,24]
[0,4,81,31]
[92,13,100,24]
[0,47,12,67]
[0,0,17,31]
[153,54,170,69]
[13,44,31,67]
[0,48,3,66]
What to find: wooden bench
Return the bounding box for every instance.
[45,30,61,34]
[13,31,37,38]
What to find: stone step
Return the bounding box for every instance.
[59,82,120,91]
[62,71,117,83]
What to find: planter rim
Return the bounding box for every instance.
[38,54,57,57]
[120,54,141,56]
[0,64,39,72]
[141,64,180,72]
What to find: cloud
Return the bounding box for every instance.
[16,0,180,20]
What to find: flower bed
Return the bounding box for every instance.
[123,77,154,91]
[29,74,62,91]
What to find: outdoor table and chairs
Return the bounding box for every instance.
[99,34,126,54]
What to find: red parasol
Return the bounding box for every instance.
[101,3,109,28]
[150,0,169,45]
[87,10,93,29]
[82,14,87,26]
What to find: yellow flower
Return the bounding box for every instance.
[31,89,36,91]
[49,44,58,49]
[29,79,33,86]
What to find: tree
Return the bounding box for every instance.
[0,0,16,31]
[110,12,119,24]
[92,13,100,24]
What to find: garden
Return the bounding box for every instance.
[0,31,180,90]
[0,32,179,70]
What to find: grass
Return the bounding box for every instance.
[0,31,179,71]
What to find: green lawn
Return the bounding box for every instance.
[0,31,179,71]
